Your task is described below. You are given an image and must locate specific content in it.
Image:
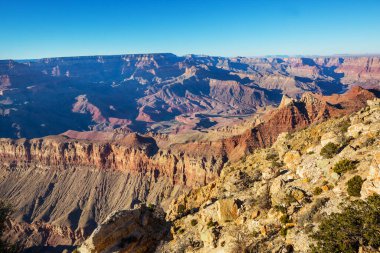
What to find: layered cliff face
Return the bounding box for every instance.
[0,134,225,250]
[335,57,380,88]
[1,54,379,139]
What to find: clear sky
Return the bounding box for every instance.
[1,0,379,59]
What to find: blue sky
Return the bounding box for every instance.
[0,0,379,59]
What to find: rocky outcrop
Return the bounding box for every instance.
[157,98,380,253]
[215,86,377,161]
[77,205,170,253]
[3,220,77,250]
[361,152,380,198]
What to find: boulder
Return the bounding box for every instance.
[320,132,344,146]
[77,205,170,253]
[216,198,239,222]
[283,150,302,169]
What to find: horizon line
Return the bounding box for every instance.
[2,52,380,61]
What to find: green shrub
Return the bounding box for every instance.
[332,159,358,175]
[347,176,364,197]
[147,203,155,211]
[207,220,218,228]
[279,214,291,224]
[190,219,198,226]
[313,187,323,196]
[274,205,287,214]
[320,142,340,159]
[337,120,351,133]
[177,204,186,214]
[266,151,279,161]
[310,195,380,253]
[280,227,288,237]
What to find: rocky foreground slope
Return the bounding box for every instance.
[77,98,380,253]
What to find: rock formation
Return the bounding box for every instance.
[78,205,170,253]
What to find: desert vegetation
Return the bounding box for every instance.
[311,195,380,253]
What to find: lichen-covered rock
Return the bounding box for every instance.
[361,152,380,198]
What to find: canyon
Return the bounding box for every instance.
[0,54,379,252]
[0,54,379,139]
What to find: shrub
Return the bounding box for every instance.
[337,120,351,133]
[207,220,218,228]
[271,160,284,168]
[285,244,294,253]
[177,204,186,214]
[274,205,287,214]
[280,227,288,237]
[363,137,376,147]
[190,219,198,226]
[279,214,291,224]
[347,176,364,197]
[313,187,323,196]
[310,195,380,253]
[320,142,340,159]
[332,159,358,175]
[147,203,155,211]
[266,151,279,161]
